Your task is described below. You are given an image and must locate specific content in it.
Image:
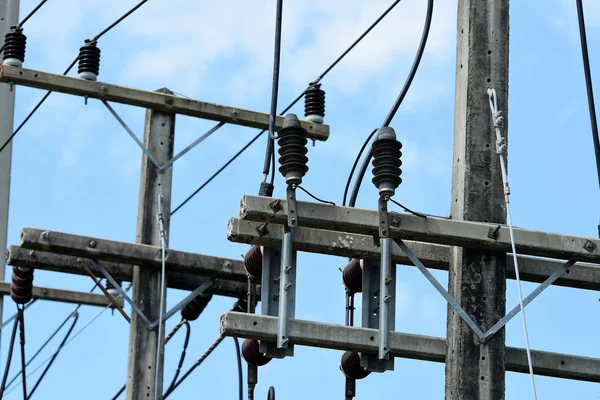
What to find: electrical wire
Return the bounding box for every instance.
[26,311,78,399]
[164,321,191,395]
[0,0,49,54]
[233,338,243,400]
[155,193,168,400]
[574,0,600,235]
[297,185,336,206]
[0,0,152,155]
[342,129,377,206]
[0,311,19,400]
[348,0,434,208]
[1,300,36,332]
[172,0,404,215]
[262,0,283,186]
[163,335,225,398]
[17,306,27,400]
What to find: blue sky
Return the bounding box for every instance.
[2,0,600,398]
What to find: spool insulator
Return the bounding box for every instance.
[241,338,271,367]
[304,83,325,123]
[340,351,370,380]
[371,127,402,197]
[244,245,263,280]
[277,114,309,185]
[3,25,26,67]
[105,279,121,296]
[342,259,362,294]
[232,298,248,313]
[78,39,101,80]
[10,266,34,304]
[180,292,213,321]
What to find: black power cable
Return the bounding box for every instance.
[171,0,404,215]
[0,0,49,54]
[342,129,377,206]
[0,0,152,155]
[164,321,191,395]
[262,0,284,187]
[348,0,434,208]
[574,0,600,236]
[17,307,27,400]
[0,312,20,400]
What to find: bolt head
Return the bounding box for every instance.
[88,240,97,248]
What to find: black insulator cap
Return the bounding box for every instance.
[3,25,26,65]
[371,127,402,197]
[340,351,371,380]
[180,292,213,321]
[268,386,276,400]
[259,182,274,197]
[304,83,325,122]
[232,298,248,313]
[241,338,272,366]
[342,259,362,294]
[277,114,309,185]
[10,266,34,305]
[78,39,101,78]
[244,245,263,280]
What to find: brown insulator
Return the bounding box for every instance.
[244,245,263,280]
[241,338,271,367]
[10,266,34,304]
[340,351,370,380]
[232,298,248,313]
[342,259,362,294]
[180,292,212,321]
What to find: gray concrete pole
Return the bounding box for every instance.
[446,0,509,399]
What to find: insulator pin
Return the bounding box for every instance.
[244,245,263,280]
[340,351,371,380]
[10,266,34,304]
[2,26,26,67]
[241,338,272,366]
[342,259,362,294]
[78,39,101,80]
[371,127,402,197]
[304,83,325,123]
[180,292,212,321]
[277,114,309,185]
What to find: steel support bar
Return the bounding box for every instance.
[0,282,122,308]
[220,312,600,383]
[239,195,600,263]
[228,218,600,291]
[0,65,330,141]
[6,245,249,298]
[19,227,247,282]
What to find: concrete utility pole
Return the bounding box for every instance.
[0,0,19,359]
[126,88,175,400]
[446,1,509,399]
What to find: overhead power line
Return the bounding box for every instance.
[0,0,49,54]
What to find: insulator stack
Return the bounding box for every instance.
[180,292,212,321]
[232,298,248,313]
[244,245,263,280]
[78,39,101,81]
[304,83,325,123]
[340,351,371,380]
[10,266,34,304]
[2,25,26,67]
[241,338,272,366]
[371,127,402,198]
[105,279,121,297]
[278,114,309,185]
[342,259,362,294]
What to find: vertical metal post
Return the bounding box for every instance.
[445,1,509,399]
[0,0,19,360]
[126,88,175,400]
[378,237,392,360]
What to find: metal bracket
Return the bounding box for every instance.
[286,185,298,228]
[260,247,295,358]
[378,197,390,238]
[361,259,395,372]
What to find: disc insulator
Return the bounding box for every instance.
[371,127,402,197]
[10,266,34,305]
[340,351,370,380]
[277,114,309,185]
[241,338,272,366]
[304,83,325,123]
[78,39,101,80]
[2,26,26,67]
[244,245,263,280]
[342,259,362,294]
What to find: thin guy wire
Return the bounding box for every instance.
[0,0,152,155]
[348,0,434,208]
[4,287,129,396]
[155,192,168,400]
[488,88,537,400]
[0,0,49,54]
[17,306,27,400]
[1,301,36,332]
[171,0,405,215]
